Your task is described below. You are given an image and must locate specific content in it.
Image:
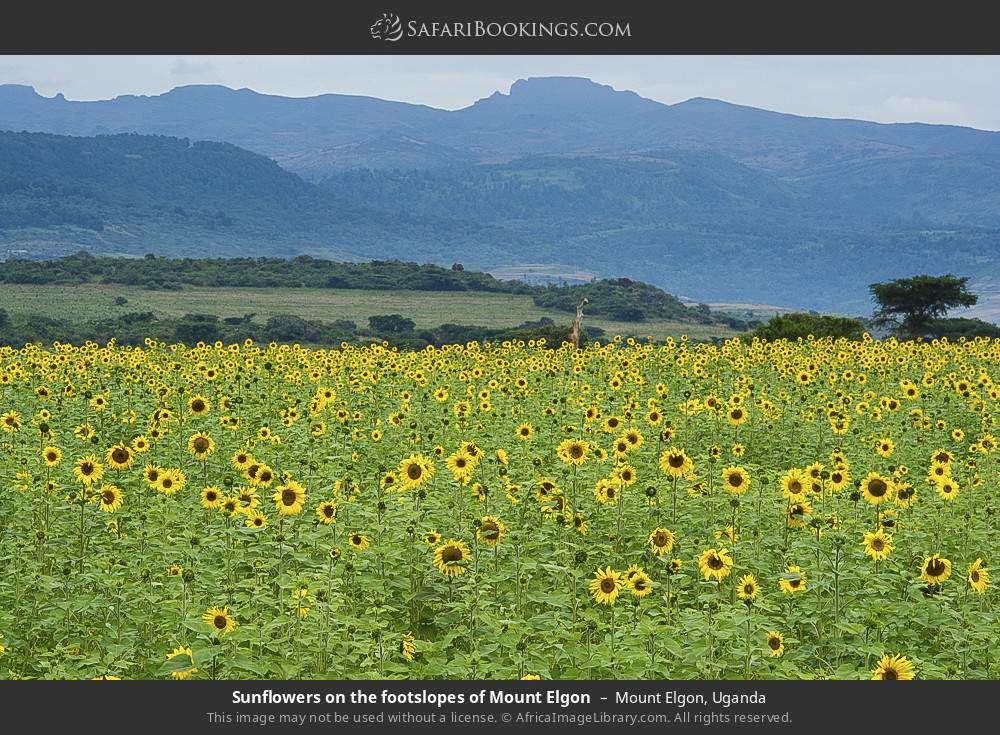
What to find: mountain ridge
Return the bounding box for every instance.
[2,77,999,312]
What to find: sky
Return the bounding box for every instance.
[0,55,998,130]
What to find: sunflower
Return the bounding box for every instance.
[589,567,623,605]
[727,405,748,426]
[187,432,215,460]
[315,500,337,525]
[202,606,236,636]
[828,467,850,492]
[423,530,442,547]
[766,631,785,657]
[433,539,471,576]
[400,633,416,662]
[967,558,989,594]
[627,569,654,598]
[235,486,259,511]
[231,450,253,471]
[165,646,198,680]
[273,480,306,516]
[698,548,733,582]
[862,528,893,562]
[894,482,917,508]
[920,554,952,585]
[220,495,240,517]
[614,464,637,486]
[659,447,693,478]
[647,527,675,556]
[446,450,475,484]
[97,484,124,513]
[736,574,759,601]
[779,565,807,593]
[476,515,505,547]
[42,445,62,467]
[515,423,535,441]
[786,499,812,529]
[933,477,959,501]
[874,438,894,457]
[557,438,589,466]
[716,525,738,544]
[200,486,223,509]
[860,472,894,505]
[780,468,808,500]
[348,532,370,551]
[156,468,186,495]
[131,435,150,453]
[0,410,22,433]
[721,465,750,495]
[871,654,915,680]
[666,558,683,574]
[399,454,434,488]
[104,443,133,472]
[187,395,211,416]
[74,455,104,485]
[244,510,268,529]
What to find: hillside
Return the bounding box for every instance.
[3,77,1000,311]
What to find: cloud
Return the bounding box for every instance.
[170,59,215,77]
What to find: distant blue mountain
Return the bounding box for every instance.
[2,77,999,310]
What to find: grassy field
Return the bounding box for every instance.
[0,284,737,341]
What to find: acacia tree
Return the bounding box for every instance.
[869,274,977,338]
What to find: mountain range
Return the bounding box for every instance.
[2,76,999,312]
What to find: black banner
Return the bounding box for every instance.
[1,679,994,733]
[2,1,1000,53]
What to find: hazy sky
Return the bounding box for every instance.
[1,55,998,130]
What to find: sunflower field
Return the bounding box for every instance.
[0,334,998,681]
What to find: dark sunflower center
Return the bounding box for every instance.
[213,615,227,629]
[206,491,218,501]
[788,480,802,493]
[883,668,898,680]
[872,539,885,551]
[707,555,723,570]
[868,479,887,497]
[653,531,668,547]
[441,546,463,563]
[112,448,129,463]
[281,489,297,506]
[322,505,334,517]
[407,464,422,480]
[728,474,743,488]
[600,578,616,593]
[192,400,205,412]
[193,438,210,453]
[769,637,781,650]
[101,490,115,504]
[569,445,583,459]
[81,463,94,475]
[927,559,945,576]
[668,455,684,468]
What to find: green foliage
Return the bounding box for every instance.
[0,253,740,333]
[870,274,978,338]
[751,313,866,341]
[925,317,1000,340]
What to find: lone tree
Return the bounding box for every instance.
[869,274,977,339]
